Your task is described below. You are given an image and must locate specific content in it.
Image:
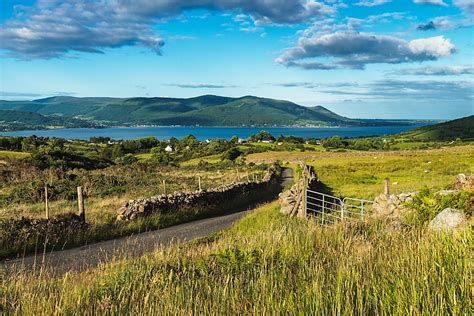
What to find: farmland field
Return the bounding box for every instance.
[249,146,474,199]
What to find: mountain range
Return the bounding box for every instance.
[0,95,420,130]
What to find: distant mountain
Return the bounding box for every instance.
[401,115,474,141]
[0,95,417,128]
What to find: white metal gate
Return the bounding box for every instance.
[306,189,373,224]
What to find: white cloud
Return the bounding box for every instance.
[408,36,455,57]
[355,0,392,7]
[276,31,455,70]
[0,0,334,59]
[396,65,474,76]
[454,0,474,15]
[414,0,448,6]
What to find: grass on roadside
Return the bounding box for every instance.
[2,202,471,314]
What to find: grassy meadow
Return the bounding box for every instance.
[1,163,257,222]
[250,145,474,200]
[2,202,471,314]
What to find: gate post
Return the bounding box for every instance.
[77,186,85,222]
[384,178,390,195]
[321,194,325,224]
[302,172,307,218]
[341,199,344,220]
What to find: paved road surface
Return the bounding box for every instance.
[3,210,247,276]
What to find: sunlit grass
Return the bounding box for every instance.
[180,154,221,166]
[248,146,474,200]
[308,146,474,199]
[2,202,470,314]
[0,150,30,160]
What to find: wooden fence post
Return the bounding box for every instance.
[236,169,240,181]
[198,175,202,191]
[45,186,50,220]
[384,178,390,195]
[246,171,250,182]
[163,179,166,195]
[77,186,85,222]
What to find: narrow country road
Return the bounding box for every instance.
[2,168,293,276]
[3,210,247,276]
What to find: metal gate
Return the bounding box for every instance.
[306,189,373,225]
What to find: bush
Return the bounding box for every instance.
[114,154,138,165]
[404,188,473,227]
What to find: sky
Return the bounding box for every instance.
[0,0,473,119]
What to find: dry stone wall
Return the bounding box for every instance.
[117,169,278,221]
[279,164,316,218]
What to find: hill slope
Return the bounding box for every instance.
[0,95,414,128]
[402,115,474,141]
[0,109,94,131]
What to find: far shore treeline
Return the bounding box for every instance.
[1,115,472,171]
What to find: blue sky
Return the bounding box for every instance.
[0,0,473,119]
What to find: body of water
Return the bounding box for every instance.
[1,125,427,140]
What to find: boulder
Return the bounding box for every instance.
[428,208,467,231]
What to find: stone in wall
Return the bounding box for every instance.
[117,169,277,221]
[371,192,416,221]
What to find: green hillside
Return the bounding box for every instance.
[0,95,416,128]
[0,109,94,131]
[402,115,474,141]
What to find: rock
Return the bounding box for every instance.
[117,207,128,215]
[428,208,467,231]
[454,173,474,190]
[435,189,459,196]
[371,193,414,220]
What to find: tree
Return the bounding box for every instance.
[321,136,345,149]
[221,147,242,161]
[249,131,276,142]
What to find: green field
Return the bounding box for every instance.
[248,146,474,200]
[180,154,222,166]
[3,202,470,314]
[307,146,474,199]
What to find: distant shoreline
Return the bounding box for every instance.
[0,119,438,133]
[0,124,432,141]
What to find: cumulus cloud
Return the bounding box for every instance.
[355,0,392,7]
[0,0,333,59]
[414,0,448,6]
[396,65,474,75]
[276,31,455,70]
[0,0,164,59]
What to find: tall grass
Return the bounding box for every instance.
[2,203,471,314]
